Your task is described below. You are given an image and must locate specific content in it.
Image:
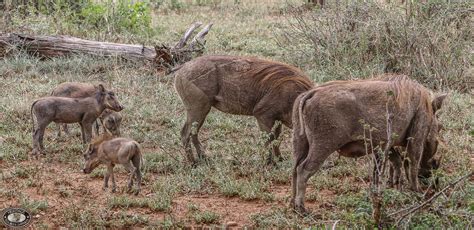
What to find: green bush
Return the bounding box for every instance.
[78,1,152,34]
[6,0,153,35]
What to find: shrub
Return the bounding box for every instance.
[278,1,472,91]
[5,0,153,35]
[78,1,152,34]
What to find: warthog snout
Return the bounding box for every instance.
[103,91,124,112]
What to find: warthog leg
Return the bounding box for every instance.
[56,123,62,137]
[82,122,94,144]
[291,130,309,210]
[388,149,403,189]
[104,166,110,190]
[257,118,283,165]
[407,141,422,192]
[181,101,211,164]
[79,123,86,144]
[132,154,142,195]
[32,119,50,155]
[106,164,116,193]
[135,168,141,195]
[123,162,136,192]
[63,124,69,135]
[294,142,335,214]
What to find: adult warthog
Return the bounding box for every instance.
[31,84,124,155]
[174,55,314,164]
[291,75,445,213]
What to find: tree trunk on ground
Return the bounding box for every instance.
[0,33,157,60]
[0,22,213,72]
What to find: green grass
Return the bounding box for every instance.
[0,0,472,228]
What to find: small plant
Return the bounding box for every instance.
[20,197,48,215]
[107,196,148,209]
[148,195,173,212]
[13,166,30,179]
[170,0,184,10]
[193,210,220,224]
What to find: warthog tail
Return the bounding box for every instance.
[298,90,316,136]
[30,100,40,133]
[131,141,144,171]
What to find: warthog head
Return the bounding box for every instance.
[98,84,124,112]
[419,94,447,180]
[103,112,122,136]
[82,144,101,174]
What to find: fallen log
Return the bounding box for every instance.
[0,22,213,72]
[0,33,157,60]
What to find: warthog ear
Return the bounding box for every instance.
[432,94,447,114]
[98,84,106,93]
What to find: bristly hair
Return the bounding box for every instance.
[246,58,314,94]
[90,133,114,146]
[317,74,432,108]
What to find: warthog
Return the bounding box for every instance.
[291,75,445,213]
[82,135,142,195]
[99,109,123,136]
[31,84,124,155]
[51,82,96,136]
[174,55,314,164]
[51,82,122,136]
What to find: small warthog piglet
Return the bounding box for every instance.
[99,109,123,136]
[83,135,142,195]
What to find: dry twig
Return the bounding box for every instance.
[392,171,473,225]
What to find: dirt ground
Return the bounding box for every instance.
[0,151,337,228]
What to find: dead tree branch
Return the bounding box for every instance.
[393,171,473,225]
[174,22,203,49]
[190,23,214,50]
[153,22,213,73]
[0,22,213,73]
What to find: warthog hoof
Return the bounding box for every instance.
[293,205,308,216]
[31,148,41,155]
[277,156,284,162]
[198,154,208,164]
[266,157,277,166]
[134,189,140,196]
[111,187,116,193]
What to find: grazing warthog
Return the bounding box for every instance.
[174,55,314,164]
[31,84,124,155]
[99,109,123,136]
[291,75,445,213]
[82,135,142,195]
[51,82,122,136]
